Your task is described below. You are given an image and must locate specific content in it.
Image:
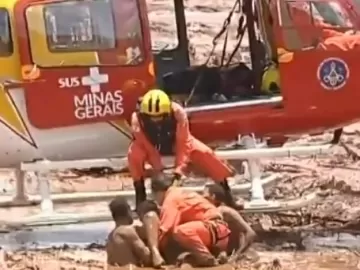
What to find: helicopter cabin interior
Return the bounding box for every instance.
[153,0,282,107]
[152,0,359,109]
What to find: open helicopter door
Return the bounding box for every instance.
[13,0,153,129]
[276,0,360,123]
[152,0,190,87]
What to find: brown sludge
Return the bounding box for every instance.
[1,249,359,269]
[2,129,360,269]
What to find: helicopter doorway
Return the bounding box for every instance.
[154,0,284,110]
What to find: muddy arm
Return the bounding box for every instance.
[173,103,192,176]
[117,228,151,266]
[220,206,256,256]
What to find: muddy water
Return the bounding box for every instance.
[0,222,112,250]
[0,221,359,251]
[0,222,360,270]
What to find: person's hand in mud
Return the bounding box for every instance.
[216,251,228,264]
[228,250,245,265]
[149,239,165,268]
[152,254,166,269]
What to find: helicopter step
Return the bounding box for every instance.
[0,134,332,211]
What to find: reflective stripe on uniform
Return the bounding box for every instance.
[204,219,230,247]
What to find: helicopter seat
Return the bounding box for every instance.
[220,63,255,100]
[162,62,257,105]
[162,66,221,101]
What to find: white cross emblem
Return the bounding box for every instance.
[81,67,109,93]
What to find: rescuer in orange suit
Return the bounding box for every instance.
[127,89,239,210]
[148,176,231,267]
[274,2,356,49]
[289,3,347,41]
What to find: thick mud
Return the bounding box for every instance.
[1,128,360,269]
[1,244,360,269]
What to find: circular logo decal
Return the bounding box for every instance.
[317,57,349,90]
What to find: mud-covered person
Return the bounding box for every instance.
[203,183,256,261]
[106,196,151,267]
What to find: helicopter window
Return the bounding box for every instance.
[279,1,355,51]
[311,2,353,27]
[26,0,145,66]
[43,0,115,52]
[0,8,12,57]
[283,1,351,27]
[353,0,360,10]
[147,0,179,51]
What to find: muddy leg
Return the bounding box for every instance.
[142,211,165,267]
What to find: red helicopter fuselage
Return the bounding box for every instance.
[187,0,360,144]
[8,0,360,147]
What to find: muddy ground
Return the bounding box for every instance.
[1,126,360,269]
[2,248,360,270]
[2,0,360,268]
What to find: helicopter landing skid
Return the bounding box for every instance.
[0,134,332,229]
[241,190,322,213]
[0,190,323,230]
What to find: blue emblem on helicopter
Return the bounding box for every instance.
[317,57,349,90]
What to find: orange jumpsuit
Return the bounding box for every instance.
[159,187,230,256]
[290,4,344,42]
[127,102,233,182]
[318,33,360,50]
[274,3,356,49]
[292,4,360,50]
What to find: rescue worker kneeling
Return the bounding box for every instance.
[128,89,238,209]
[149,176,231,267]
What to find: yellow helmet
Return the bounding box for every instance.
[261,64,280,94]
[140,89,171,116]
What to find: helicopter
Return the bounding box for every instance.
[0,0,357,228]
[0,0,358,171]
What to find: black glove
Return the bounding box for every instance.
[134,179,146,211]
[220,180,243,210]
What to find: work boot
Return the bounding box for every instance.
[134,179,146,211]
[220,179,244,210]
